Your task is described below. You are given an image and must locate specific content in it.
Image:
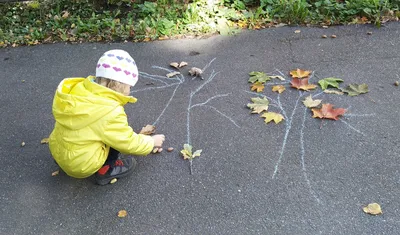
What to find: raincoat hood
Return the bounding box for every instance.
[53,77,137,130]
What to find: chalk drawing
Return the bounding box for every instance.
[245,69,375,203]
[133,58,239,174]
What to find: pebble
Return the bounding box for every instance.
[167,147,174,152]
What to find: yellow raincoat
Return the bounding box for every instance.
[49,77,154,178]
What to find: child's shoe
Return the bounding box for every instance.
[95,157,137,185]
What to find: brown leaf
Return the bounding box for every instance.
[290,69,312,79]
[363,203,382,215]
[272,85,286,94]
[179,61,188,68]
[139,125,156,135]
[189,67,203,77]
[170,62,179,69]
[311,103,346,120]
[251,82,265,92]
[117,210,128,218]
[290,78,317,91]
[41,138,49,144]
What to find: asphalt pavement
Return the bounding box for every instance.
[1,22,400,235]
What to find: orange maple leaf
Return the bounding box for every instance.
[290,78,317,91]
[251,82,265,92]
[311,103,347,120]
[290,69,312,79]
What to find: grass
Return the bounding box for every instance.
[0,0,399,47]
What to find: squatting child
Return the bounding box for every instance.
[49,49,165,185]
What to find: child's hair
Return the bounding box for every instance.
[95,77,131,96]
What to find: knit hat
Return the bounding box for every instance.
[95,49,138,87]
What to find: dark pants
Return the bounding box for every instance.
[106,147,120,163]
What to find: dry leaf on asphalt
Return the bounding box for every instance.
[272,85,286,94]
[247,97,269,114]
[110,178,117,184]
[303,95,322,108]
[248,71,270,83]
[318,77,344,90]
[166,71,181,78]
[189,67,203,77]
[117,210,128,218]
[290,69,312,79]
[324,89,344,95]
[261,112,285,124]
[139,125,156,135]
[363,203,382,215]
[311,103,346,120]
[291,78,317,91]
[341,84,369,96]
[51,170,59,176]
[170,62,179,69]
[251,82,265,92]
[181,144,202,160]
[21,142,25,147]
[179,61,188,68]
[41,138,49,144]
[269,75,285,81]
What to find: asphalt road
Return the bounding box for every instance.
[1,22,400,235]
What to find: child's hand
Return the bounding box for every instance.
[152,134,165,148]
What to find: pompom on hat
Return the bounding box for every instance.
[95,49,138,87]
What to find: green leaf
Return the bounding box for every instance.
[248,71,271,84]
[318,77,344,90]
[247,97,269,114]
[181,144,193,159]
[341,83,369,96]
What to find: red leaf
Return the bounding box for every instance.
[311,103,347,120]
[290,77,317,91]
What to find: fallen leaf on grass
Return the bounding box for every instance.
[341,84,369,96]
[189,67,203,77]
[291,78,317,91]
[290,69,311,79]
[272,85,286,93]
[51,170,59,176]
[324,89,344,95]
[248,71,270,83]
[181,144,202,160]
[250,82,265,92]
[247,97,269,114]
[261,112,285,124]
[61,11,70,19]
[363,203,382,215]
[117,210,128,218]
[41,138,49,144]
[139,125,155,135]
[303,95,322,108]
[312,103,346,120]
[166,71,181,78]
[318,77,344,90]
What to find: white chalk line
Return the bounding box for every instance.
[300,106,322,204]
[191,93,230,108]
[344,113,376,117]
[139,73,169,85]
[152,83,181,126]
[131,82,180,93]
[338,118,365,135]
[202,58,216,73]
[272,93,303,179]
[192,104,240,128]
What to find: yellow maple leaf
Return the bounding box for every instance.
[290,69,312,79]
[272,85,286,94]
[250,82,265,93]
[261,112,285,124]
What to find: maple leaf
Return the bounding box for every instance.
[311,103,347,120]
[139,125,156,135]
[181,144,202,160]
[341,84,369,96]
[291,77,317,91]
[261,112,285,124]
[272,85,286,93]
[318,77,344,90]
[247,97,269,114]
[248,71,271,83]
[290,69,311,79]
[303,95,322,108]
[251,82,265,92]
[363,203,382,215]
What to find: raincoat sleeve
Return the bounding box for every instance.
[101,110,154,156]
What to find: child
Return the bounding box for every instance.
[49,49,165,185]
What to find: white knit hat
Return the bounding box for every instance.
[95,49,138,87]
